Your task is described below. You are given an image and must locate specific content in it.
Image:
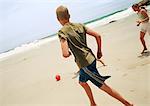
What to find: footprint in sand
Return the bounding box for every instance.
[117,58,121,61]
[122,73,128,77]
[23,58,27,61]
[130,90,135,92]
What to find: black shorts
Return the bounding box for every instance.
[79,60,111,88]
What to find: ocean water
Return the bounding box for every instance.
[0,0,139,54]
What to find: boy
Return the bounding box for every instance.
[132,4,149,54]
[56,5,133,106]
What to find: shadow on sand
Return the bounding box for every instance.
[138,51,150,58]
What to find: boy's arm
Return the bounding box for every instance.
[60,38,71,58]
[86,27,102,59]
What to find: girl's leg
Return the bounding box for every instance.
[140,31,147,54]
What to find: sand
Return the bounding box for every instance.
[0,13,150,106]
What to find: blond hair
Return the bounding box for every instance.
[56,5,70,20]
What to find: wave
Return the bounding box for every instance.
[86,7,134,28]
[0,7,134,59]
[1,5,150,60]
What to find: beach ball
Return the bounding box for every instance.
[55,74,61,81]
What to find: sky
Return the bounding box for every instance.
[0,0,139,53]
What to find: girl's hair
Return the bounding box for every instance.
[140,6,147,12]
[132,4,139,9]
[141,6,145,9]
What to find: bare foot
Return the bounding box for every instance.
[72,71,79,79]
[141,48,147,54]
[124,103,133,106]
[125,104,133,106]
[91,104,97,106]
[102,63,107,66]
[97,59,106,66]
[123,100,134,106]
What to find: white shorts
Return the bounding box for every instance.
[140,22,150,33]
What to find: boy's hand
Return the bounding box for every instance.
[97,50,102,59]
[65,51,71,58]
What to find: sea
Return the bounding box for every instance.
[0,0,140,55]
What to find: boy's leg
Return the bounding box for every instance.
[140,31,147,54]
[79,82,96,106]
[100,83,133,106]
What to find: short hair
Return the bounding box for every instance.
[56,5,70,20]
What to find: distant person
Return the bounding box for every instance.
[132,4,149,54]
[56,5,133,106]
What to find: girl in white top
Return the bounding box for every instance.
[132,4,149,54]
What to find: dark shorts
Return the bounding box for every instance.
[79,60,111,88]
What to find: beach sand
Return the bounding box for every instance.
[0,13,150,106]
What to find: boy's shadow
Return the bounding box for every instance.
[138,51,150,58]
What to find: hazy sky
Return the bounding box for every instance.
[0,0,138,53]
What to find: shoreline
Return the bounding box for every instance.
[1,5,150,61]
[0,7,136,60]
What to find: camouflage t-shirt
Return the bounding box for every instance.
[58,23,95,69]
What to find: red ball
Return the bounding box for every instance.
[55,75,61,81]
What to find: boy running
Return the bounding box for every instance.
[56,5,133,106]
